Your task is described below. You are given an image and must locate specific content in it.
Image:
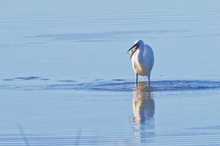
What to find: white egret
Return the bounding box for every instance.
[127,40,154,85]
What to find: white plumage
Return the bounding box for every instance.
[127,40,154,85]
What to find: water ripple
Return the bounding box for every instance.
[27,30,189,42]
[1,77,220,92]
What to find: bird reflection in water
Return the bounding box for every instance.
[132,82,155,144]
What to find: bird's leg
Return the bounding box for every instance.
[136,74,138,85]
[148,75,151,86]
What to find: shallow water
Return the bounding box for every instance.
[1,77,220,92]
[1,0,220,145]
[1,81,220,146]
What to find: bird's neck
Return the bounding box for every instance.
[137,48,144,63]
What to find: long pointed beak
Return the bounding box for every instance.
[127,43,137,54]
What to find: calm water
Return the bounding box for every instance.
[1,0,220,145]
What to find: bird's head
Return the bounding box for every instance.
[127,39,144,58]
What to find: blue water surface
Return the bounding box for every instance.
[1,0,220,145]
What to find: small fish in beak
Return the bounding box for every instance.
[127,43,139,58]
